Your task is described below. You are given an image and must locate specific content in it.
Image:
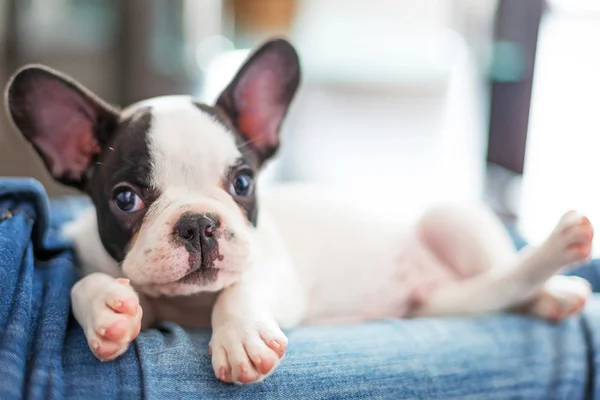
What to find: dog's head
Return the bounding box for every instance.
[5,39,300,296]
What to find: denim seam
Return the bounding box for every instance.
[0,207,35,224]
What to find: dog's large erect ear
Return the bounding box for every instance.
[216,38,300,163]
[4,65,119,188]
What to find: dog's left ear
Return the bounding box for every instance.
[216,38,300,164]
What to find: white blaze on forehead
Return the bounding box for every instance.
[140,96,241,192]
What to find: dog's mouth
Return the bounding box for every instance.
[130,250,244,296]
[176,266,217,284]
[175,259,236,286]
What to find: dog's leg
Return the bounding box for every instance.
[209,258,306,384]
[412,211,593,319]
[71,272,144,361]
[416,203,518,278]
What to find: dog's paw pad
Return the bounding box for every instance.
[236,363,260,383]
[210,323,287,384]
[249,353,278,375]
[87,307,142,361]
[84,282,143,362]
[89,338,125,361]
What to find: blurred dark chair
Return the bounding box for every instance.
[485,0,546,221]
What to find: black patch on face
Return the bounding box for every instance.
[192,101,260,226]
[85,108,158,262]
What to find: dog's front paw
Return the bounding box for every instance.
[209,321,287,384]
[84,278,143,361]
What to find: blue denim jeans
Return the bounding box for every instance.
[2,177,600,399]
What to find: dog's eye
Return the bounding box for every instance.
[231,172,254,197]
[113,188,145,213]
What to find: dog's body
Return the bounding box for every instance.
[5,39,594,384]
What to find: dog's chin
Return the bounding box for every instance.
[139,268,241,297]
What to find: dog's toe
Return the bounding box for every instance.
[89,335,127,361]
[104,281,139,317]
[101,318,130,342]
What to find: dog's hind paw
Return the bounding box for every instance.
[523,275,591,322]
[545,211,594,268]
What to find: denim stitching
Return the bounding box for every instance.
[0,207,35,224]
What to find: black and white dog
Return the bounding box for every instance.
[4,39,594,384]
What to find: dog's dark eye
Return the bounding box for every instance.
[231,172,254,197]
[113,187,145,213]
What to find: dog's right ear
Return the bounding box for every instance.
[4,65,120,189]
[216,38,300,165]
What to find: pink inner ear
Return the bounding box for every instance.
[34,117,100,181]
[235,62,287,151]
[29,81,100,182]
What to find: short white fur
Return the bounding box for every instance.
[67,101,595,384]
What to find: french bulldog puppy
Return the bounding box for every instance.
[4,38,594,384]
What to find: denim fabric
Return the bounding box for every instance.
[138,313,596,400]
[0,179,142,399]
[1,177,600,399]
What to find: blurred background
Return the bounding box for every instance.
[0,0,599,249]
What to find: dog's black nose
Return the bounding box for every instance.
[174,213,219,256]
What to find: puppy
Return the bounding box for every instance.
[4,39,594,384]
